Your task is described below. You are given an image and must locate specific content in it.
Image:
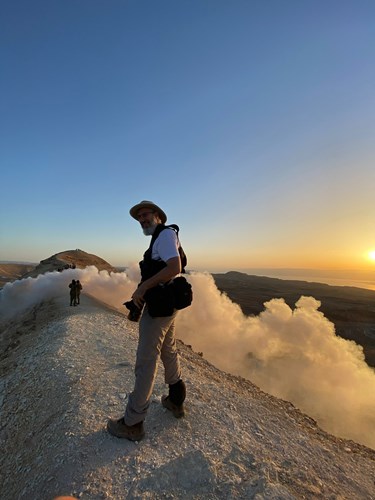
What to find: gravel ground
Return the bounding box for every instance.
[0,294,374,499]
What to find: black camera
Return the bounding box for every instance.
[124,300,142,322]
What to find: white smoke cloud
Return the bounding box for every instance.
[1,267,374,449]
[0,266,138,320]
[177,273,375,449]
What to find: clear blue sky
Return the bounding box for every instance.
[1,0,375,271]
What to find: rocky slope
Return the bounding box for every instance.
[0,294,374,500]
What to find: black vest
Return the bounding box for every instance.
[139,224,187,282]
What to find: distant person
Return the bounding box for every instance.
[107,201,187,441]
[69,280,77,306]
[75,280,82,305]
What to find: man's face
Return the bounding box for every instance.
[136,209,161,235]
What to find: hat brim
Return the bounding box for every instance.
[129,201,167,224]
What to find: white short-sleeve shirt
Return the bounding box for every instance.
[151,228,180,263]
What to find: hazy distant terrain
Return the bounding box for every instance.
[213,271,375,367]
[0,263,36,287]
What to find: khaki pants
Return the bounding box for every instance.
[124,307,181,426]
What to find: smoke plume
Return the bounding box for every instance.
[1,267,374,449]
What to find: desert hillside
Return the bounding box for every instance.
[20,249,116,279]
[1,293,374,500]
[213,271,375,367]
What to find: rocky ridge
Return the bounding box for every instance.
[0,294,374,499]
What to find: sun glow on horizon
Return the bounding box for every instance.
[368,250,375,262]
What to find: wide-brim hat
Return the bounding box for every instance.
[129,200,167,224]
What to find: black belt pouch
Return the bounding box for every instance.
[145,284,175,317]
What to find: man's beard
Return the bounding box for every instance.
[142,221,158,236]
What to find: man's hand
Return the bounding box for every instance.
[132,284,147,309]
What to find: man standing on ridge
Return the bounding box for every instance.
[107,200,186,441]
[69,279,77,306]
[75,280,83,305]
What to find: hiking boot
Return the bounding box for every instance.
[107,417,145,441]
[161,395,185,418]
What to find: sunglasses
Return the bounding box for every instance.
[136,211,155,221]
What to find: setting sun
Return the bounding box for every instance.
[368,250,375,261]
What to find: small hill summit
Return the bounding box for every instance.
[21,249,116,279]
